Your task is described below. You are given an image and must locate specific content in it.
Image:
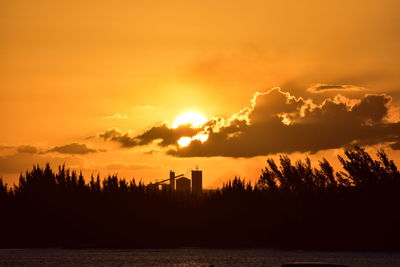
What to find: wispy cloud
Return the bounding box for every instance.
[101,113,128,119]
[17,145,38,154]
[307,84,365,94]
[48,143,97,154]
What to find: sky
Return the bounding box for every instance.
[1,0,400,187]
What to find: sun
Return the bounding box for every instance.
[177,134,209,147]
[172,111,207,128]
[177,137,192,147]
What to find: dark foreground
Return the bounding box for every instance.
[1,249,400,267]
[1,146,400,250]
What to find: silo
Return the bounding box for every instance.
[161,183,169,192]
[176,177,191,193]
[191,170,202,194]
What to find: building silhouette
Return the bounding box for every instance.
[176,177,191,192]
[169,170,175,191]
[191,169,202,195]
[148,168,202,193]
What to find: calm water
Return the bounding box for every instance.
[1,248,400,266]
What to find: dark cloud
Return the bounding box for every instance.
[168,88,400,157]
[136,124,198,146]
[307,84,364,93]
[99,124,199,148]
[17,145,38,154]
[390,141,400,150]
[48,143,96,154]
[99,129,137,147]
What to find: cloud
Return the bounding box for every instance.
[98,88,400,158]
[390,141,400,150]
[48,143,96,154]
[101,113,128,119]
[0,143,99,174]
[135,124,199,146]
[99,124,199,148]
[99,129,138,147]
[307,84,365,93]
[17,145,38,154]
[168,88,400,157]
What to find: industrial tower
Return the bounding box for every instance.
[148,168,202,193]
[191,169,202,194]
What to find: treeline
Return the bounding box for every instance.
[0,145,399,250]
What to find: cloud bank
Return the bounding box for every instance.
[101,88,400,157]
[1,143,98,156]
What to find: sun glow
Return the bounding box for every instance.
[177,134,209,147]
[177,137,192,147]
[172,112,208,128]
[192,134,209,143]
[174,112,209,147]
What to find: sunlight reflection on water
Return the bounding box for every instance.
[1,248,400,266]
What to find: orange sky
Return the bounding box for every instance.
[1,0,400,187]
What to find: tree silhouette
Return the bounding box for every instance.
[0,145,399,250]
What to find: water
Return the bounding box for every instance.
[1,248,400,266]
